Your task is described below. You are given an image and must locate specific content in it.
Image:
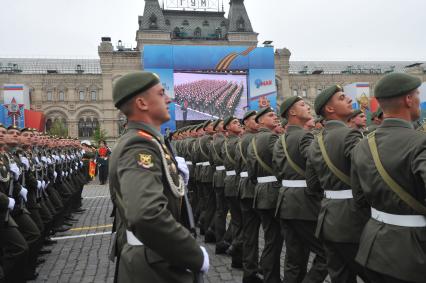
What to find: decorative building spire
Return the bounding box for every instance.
[227,0,254,32]
[139,0,167,31]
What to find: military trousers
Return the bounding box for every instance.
[226,196,243,262]
[202,182,216,234]
[14,212,42,277]
[365,268,417,283]
[240,198,261,279]
[323,241,371,283]
[258,209,283,283]
[214,186,228,244]
[1,224,28,283]
[280,219,328,283]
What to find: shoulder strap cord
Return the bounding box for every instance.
[224,139,237,166]
[368,132,426,215]
[212,140,224,163]
[198,138,209,160]
[251,137,274,175]
[280,134,305,178]
[238,140,248,165]
[317,130,351,186]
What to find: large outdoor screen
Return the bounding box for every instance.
[174,72,248,121]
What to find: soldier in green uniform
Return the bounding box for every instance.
[347,109,367,133]
[273,97,328,283]
[0,123,29,283]
[306,85,370,283]
[109,71,208,283]
[222,116,244,268]
[210,119,231,253]
[366,108,383,134]
[235,110,263,283]
[6,125,42,280]
[247,107,283,283]
[352,73,426,283]
[192,124,206,226]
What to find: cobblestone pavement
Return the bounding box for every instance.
[31,181,350,283]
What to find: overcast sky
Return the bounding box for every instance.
[1,0,425,61]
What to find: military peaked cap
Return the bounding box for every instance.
[280,96,303,117]
[113,71,160,108]
[223,116,237,130]
[212,119,223,131]
[242,110,257,124]
[374,73,421,99]
[347,109,363,121]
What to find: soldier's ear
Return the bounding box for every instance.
[134,95,149,111]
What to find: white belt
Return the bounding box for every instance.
[240,171,248,178]
[126,230,144,246]
[196,162,203,166]
[324,190,353,199]
[202,162,210,166]
[216,166,225,171]
[282,180,307,188]
[371,208,426,227]
[257,176,278,183]
[226,170,236,176]
[186,161,193,165]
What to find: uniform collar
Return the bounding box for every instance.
[381,118,414,129]
[258,127,272,133]
[127,121,164,143]
[324,120,347,129]
[286,125,304,133]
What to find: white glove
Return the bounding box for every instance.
[175,156,189,186]
[37,180,42,190]
[20,187,28,202]
[55,155,60,161]
[44,181,49,190]
[8,198,15,210]
[75,166,78,170]
[41,180,46,190]
[200,246,209,273]
[47,158,52,164]
[9,163,20,180]
[61,155,65,160]
[66,172,69,176]
[70,169,73,174]
[80,161,83,167]
[20,156,30,170]
[62,171,65,176]
[53,171,58,181]
[41,156,47,163]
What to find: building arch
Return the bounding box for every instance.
[74,105,103,120]
[77,110,100,138]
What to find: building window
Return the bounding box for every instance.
[149,14,158,29]
[302,89,307,97]
[293,89,298,96]
[194,27,201,38]
[215,27,222,38]
[165,19,170,26]
[202,20,209,26]
[59,91,65,101]
[91,90,97,101]
[47,91,53,101]
[79,90,85,101]
[182,20,189,26]
[237,17,245,31]
[220,20,227,27]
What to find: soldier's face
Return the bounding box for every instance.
[244,116,258,131]
[228,119,242,134]
[140,83,171,125]
[290,100,312,122]
[353,113,367,128]
[327,92,353,118]
[259,112,279,130]
[21,132,33,145]
[6,129,20,146]
[0,127,6,145]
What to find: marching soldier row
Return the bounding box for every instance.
[0,127,90,282]
[171,72,425,283]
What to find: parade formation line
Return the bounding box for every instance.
[51,231,112,241]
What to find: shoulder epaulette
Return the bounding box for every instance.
[138,130,153,140]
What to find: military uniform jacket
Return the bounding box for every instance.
[235,131,256,199]
[273,125,320,221]
[247,128,280,210]
[211,133,226,188]
[109,121,203,280]
[352,119,426,283]
[222,134,239,197]
[306,120,369,242]
[181,138,196,182]
[199,134,213,183]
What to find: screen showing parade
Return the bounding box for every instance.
[174,72,248,121]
